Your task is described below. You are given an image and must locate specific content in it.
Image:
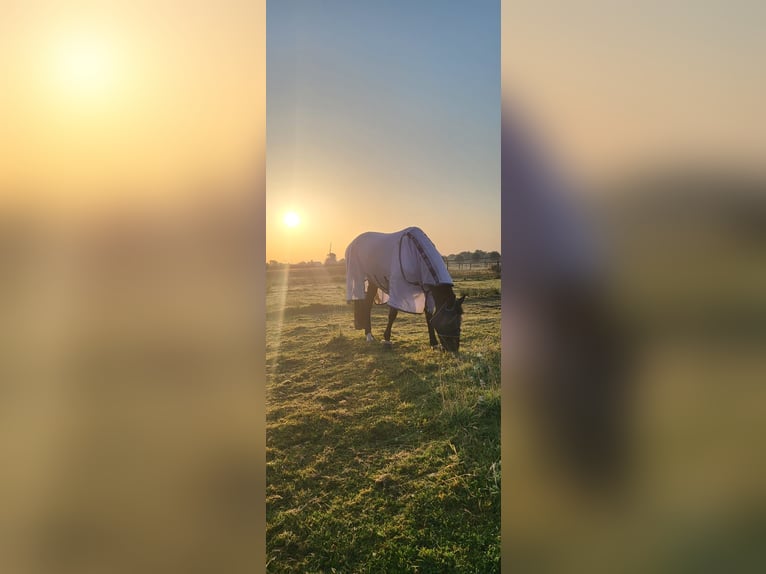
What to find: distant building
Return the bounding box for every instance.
[324,242,337,265]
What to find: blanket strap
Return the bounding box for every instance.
[399,231,439,286]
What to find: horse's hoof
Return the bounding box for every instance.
[382,340,393,350]
[366,333,375,343]
[431,344,440,350]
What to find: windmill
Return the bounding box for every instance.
[324,242,337,265]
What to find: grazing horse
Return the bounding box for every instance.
[345,227,465,352]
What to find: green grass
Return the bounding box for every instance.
[266,266,500,572]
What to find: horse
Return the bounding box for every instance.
[345,227,465,352]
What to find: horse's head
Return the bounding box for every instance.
[431,290,465,353]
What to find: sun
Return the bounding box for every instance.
[50,30,119,102]
[283,211,301,228]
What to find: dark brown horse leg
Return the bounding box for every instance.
[361,285,377,340]
[383,307,398,344]
[424,308,439,348]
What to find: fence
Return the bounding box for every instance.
[445,258,500,271]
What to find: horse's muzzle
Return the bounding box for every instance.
[438,334,460,353]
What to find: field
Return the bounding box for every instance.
[504,188,766,572]
[266,264,501,572]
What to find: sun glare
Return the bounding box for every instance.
[51,32,118,101]
[283,211,301,228]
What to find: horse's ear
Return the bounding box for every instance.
[458,294,466,305]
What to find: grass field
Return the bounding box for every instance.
[503,196,766,573]
[266,264,501,572]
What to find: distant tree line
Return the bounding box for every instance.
[266,249,501,269]
[267,259,328,269]
[444,250,501,271]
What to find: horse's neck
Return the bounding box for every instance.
[429,285,454,309]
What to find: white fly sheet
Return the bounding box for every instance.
[346,227,453,314]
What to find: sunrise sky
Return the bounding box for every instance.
[2,0,762,254]
[503,1,766,184]
[266,0,501,263]
[1,1,264,215]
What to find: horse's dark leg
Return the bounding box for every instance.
[383,307,398,344]
[425,308,439,349]
[362,285,377,341]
